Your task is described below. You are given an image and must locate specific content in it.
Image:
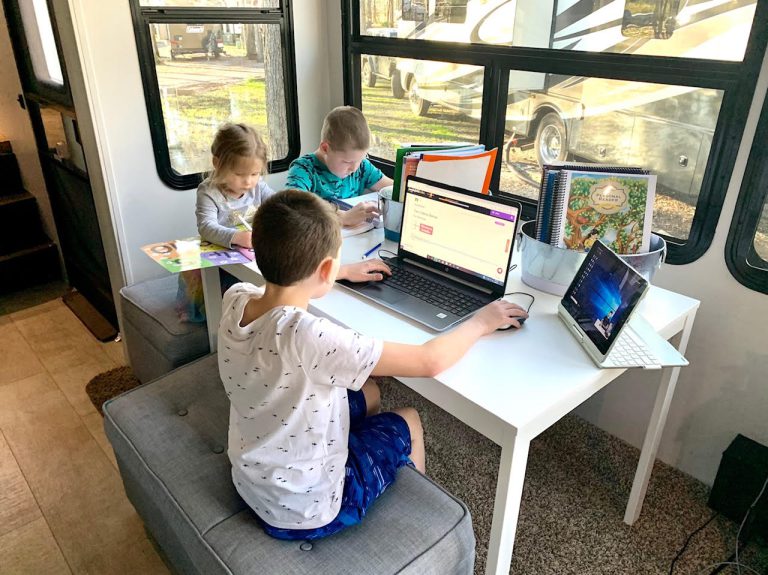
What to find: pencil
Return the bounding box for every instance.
[237,214,252,231]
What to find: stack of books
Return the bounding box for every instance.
[392,143,497,201]
[534,163,657,255]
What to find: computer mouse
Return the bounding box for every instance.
[497,316,526,331]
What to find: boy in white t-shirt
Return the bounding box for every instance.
[218,189,527,540]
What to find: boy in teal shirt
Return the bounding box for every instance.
[287,106,393,227]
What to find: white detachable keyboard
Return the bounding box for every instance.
[603,328,660,367]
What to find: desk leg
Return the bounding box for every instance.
[624,308,697,524]
[201,267,222,352]
[485,430,530,575]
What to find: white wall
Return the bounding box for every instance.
[0,9,59,248]
[574,50,768,485]
[66,0,334,285]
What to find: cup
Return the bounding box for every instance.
[378,185,404,243]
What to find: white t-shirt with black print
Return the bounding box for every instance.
[218,282,383,529]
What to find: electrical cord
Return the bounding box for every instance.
[734,473,768,575]
[697,472,768,575]
[503,290,535,312]
[696,561,762,575]
[670,472,768,575]
[668,512,718,574]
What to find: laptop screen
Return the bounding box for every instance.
[561,241,648,355]
[401,177,519,288]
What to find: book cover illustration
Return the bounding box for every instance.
[558,171,656,254]
[142,236,253,273]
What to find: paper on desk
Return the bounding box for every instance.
[338,192,380,237]
[142,237,252,273]
[341,220,375,237]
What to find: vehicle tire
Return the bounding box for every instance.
[408,78,430,116]
[362,59,376,88]
[391,69,405,99]
[535,112,567,166]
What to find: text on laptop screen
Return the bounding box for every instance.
[561,242,648,355]
[400,180,518,286]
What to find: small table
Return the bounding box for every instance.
[200,228,699,575]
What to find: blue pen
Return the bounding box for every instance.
[363,242,382,259]
[330,198,352,211]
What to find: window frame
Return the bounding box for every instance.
[1,0,72,108]
[130,2,300,190]
[725,86,768,293]
[342,1,768,264]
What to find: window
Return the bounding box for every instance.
[345,0,768,264]
[18,0,63,86]
[130,0,299,189]
[726,87,768,293]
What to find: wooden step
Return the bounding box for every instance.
[0,192,46,252]
[0,242,61,293]
[0,152,24,197]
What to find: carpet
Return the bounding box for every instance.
[86,367,768,574]
[86,366,141,415]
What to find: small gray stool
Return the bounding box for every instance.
[119,275,209,383]
[104,354,476,575]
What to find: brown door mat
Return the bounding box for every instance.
[62,289,118,342]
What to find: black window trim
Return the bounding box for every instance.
[725,85,768,294]
[130,2,300,190]
[342,0,768,264]
[1,0,73,108]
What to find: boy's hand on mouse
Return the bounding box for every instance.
[338,259,391,283]
[470,300,528,334]
[232,230,252,248]
[341,202,380,227]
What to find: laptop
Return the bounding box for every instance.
[557,240,688,369]
[338,176,521,331]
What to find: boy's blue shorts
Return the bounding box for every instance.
[258,388,412,540]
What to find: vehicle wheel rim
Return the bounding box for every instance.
[540,125,562,163]
[409,85,421,108]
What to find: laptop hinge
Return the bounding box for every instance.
[398,257,494,295]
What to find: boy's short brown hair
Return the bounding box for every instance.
[251,190,342,286]
[320,106,371,152]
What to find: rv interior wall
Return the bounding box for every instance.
[11,1,765,487]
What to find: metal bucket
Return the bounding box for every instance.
[518,220,666,296]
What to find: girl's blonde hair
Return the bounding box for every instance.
[208,123,268,186]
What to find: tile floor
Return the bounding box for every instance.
[0,298,169,574]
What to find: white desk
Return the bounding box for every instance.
[201,229,699,575]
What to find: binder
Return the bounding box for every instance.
[391,143,482,201]
[415,148,497,194]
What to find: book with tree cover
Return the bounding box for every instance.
[554,170,656,254]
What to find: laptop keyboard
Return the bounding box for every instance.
[603,328,660,367]
[384,264,488,317]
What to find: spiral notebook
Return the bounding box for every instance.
[534,163,652,254]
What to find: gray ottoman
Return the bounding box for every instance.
[104,354,475,575]
[119,275,209,383]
